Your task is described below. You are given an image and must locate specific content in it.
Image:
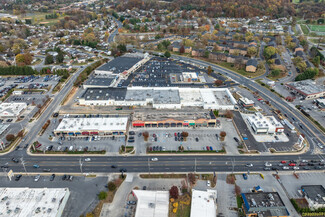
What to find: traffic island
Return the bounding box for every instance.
[119,145,135,154]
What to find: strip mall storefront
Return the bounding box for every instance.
[132,118,220,128]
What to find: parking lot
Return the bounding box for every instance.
[279,172,325,198]
[35,114,125,154]
[129,56,214,87]
[235,173,299,216]
[233,111,299,153]
[0,174,109,217]
[130,119,241,155]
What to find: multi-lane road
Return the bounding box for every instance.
[2,49,325,174]
[2,155,325,174]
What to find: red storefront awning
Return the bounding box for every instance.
[90,132,98,135]
[183,123,189,126]
[82,132,89,135]
[133,123,145,127]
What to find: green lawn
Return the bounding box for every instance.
[300,25,310,35]
[308,25,325,32]
[21,12,64,26]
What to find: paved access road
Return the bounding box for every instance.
[13,68,84,159]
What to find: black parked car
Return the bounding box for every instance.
[11,158,19,163]
[62,175,67,180]
[50,174,55,181]
[15,174,22,181]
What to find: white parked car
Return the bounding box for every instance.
[293,166,300,170]
[207,180,211,187]
[283,166,289,170]
[246,163,253,167]
[151,158,158,162]
[84,158,91,162]
[264,162,272,167]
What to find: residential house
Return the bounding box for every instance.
[184,46,192,53]
[246,59,258,72]
[191,49,205,57]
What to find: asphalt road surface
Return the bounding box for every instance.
[2,155,325,174]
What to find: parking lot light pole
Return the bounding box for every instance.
[148,158,150,175]
[79,158,83,173]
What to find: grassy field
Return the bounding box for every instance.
[300,24,310,35]
[20,12,64,26]
[308,25,325,32]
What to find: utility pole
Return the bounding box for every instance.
[231,158,235,174]
[79,158,83,173]
[20,157,27,175]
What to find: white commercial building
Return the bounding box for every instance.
[246,112,284,134]
[0,102,27,118]
[79,87,237,110]
[54,117,128,137]
[0,187,70,217]
[132,190,169,217]
[191,189,217,217]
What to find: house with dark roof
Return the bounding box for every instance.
[301,185,325,209]
[246,59,258,72]
[209,52,227,62]
[295,50,304,57]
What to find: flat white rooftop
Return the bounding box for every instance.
[55,117,128,132]
[190,189,217,217]
[0,188,70,217]
[133,190,169,217]
[0,102,27,117]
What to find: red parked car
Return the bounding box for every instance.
[289,163,296,166]
[206,146,210,151]
[281,161,287,164]
[35,143,42,148]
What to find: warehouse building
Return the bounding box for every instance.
[132,190,169,217]
[190,189,217,217]
[0,102,27,118]
[301,185,325,210]
[246,112,284,134]
[54,117,128,137]
[286,79,325,100]
[0,187,70,217]
[94,53,148,75]
[241,192,290,217]
[79,87,236,110]
[83,53,150,89]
